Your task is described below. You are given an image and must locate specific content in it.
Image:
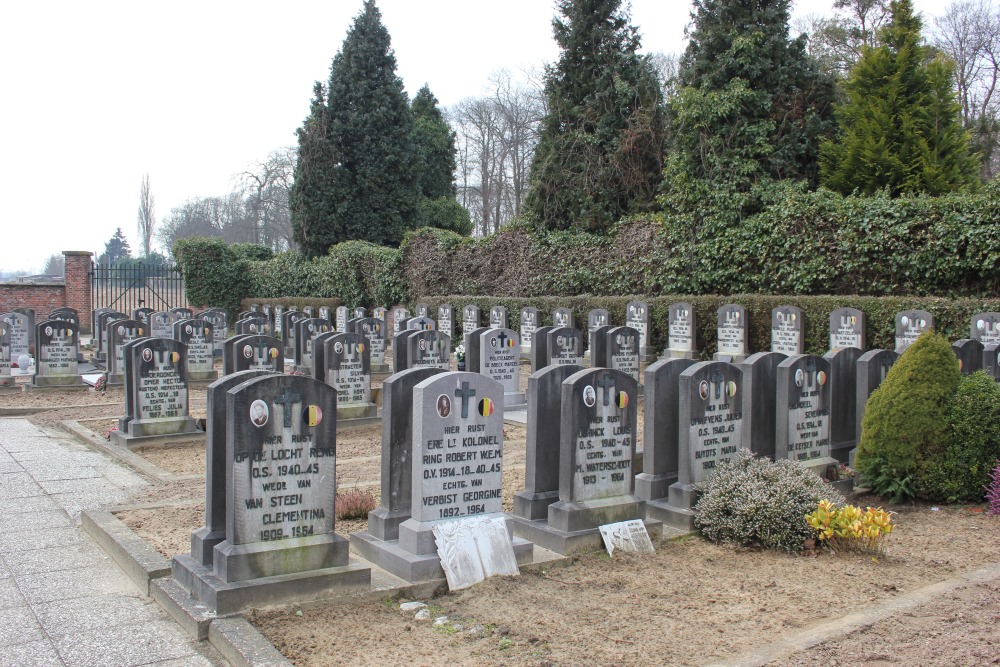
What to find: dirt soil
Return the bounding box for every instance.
[21,355,1000,666]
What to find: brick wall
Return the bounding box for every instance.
[0,251,95,332]
[63,251,93,332]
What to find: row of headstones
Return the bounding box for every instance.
[236,304,382,342]
[0,308,87,388]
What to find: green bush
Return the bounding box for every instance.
[693,449,843,552]
[855,331,961,501]
[921,371,1000,502]
[174,237,255,318]
[417,198,473,236]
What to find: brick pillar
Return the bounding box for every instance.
[63,251,94,333]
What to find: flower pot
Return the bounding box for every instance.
[457,361,466,371]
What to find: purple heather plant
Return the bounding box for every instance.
[985,461,1000,516]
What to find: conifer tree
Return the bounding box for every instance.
[411,85,456,199]
[290,82,338,258]
[525,0,665,233]
[820,0,978,196]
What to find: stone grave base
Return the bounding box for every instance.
[645,499,696,531]
[26,378,89,391]
[713,353,747,363]
[106,373,125,386]
[120,416,200,439]
[503,391,526,409]
[510,515,662,555]
[634,471,676,505]
[110,427,205,450]
[512,496,660,555]
[512,489,559,522]
[336,402,378,422]
[188,370,220,384]
[663,349,697,360]
[371,363,391,375]
[172,553,371,616]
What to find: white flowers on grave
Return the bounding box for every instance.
[454,344,466,363]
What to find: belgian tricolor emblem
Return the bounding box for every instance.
[616,391,629,409]
[170,351,180,363]
[304,405,323,426]
[269,347,279,359]
[478,398,494,417]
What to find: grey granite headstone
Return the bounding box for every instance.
[114,338,200,443]
[552,307,574,329]
[373,306,387,324]
[489,306,509,329]
[1,312,30,362]
[463,326,490,373]
[272,305,286,338]
[49,308,79,330]
[528,326,554,373]
[983,343,1000,381]
[437,304,454,339]
[293,318,333,374]
[13,309,36,354]
[318,306,331,322]
[519,307,539,356]
[856,349,898,445]
[302,306,315,318]
[414,303,430,318]
[96,310,128,359]
[546,327,584,367]
[354,307,367,319]
[667,302,697,359]
[174,319,218,382]
[355,317,388,373]
[736,352,786,459]
[0,322,12,387]
[170,307,193,321]
[236,315,271,336]
[606,326,640,383]
[715,304,747,362]
[150,311,174,339]
[249,303,261,313]
[392,330,418,372]
[335,306,349,333]
[132,307,154,328]
[771,305,804,355]
[588,325,612,368]
[281,310,307,357]
[478,328,524,406]
[953,339,984,375]
[970,312,1000,345]
[391,307,410,335]
[405,316,436,331]
[776,355,835,476]
[824,347,862,462]
[634,358,697,503]
[200,309,229,339]
[107,319,143,385]
[829,307,866,351]
[407,330,451,371]
[31,320,85,387]
[512,364,583,520]
[320,332,376,419]
[586,309,610,357]
[462,305,481,338]
[894,310,934,353]
[227,335,284,375]
[625,300,652,361]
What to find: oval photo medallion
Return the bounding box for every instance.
[250,399,269,427]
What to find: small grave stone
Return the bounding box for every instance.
[895,310,934,353]
[586,309,610,358]
[236,315,271,336]
[437,304,454,338]
[771,306,804,356]
[281,310,307,358]
[983,343,1000,381]
[552,307,574,329]
[546,327,584,367]
[588,325,612,368]
[392,307,411,335]
[715,304,747,362]
[373,306,388,324]
[653,361,745,530]
[406,316,436,331]
[829,308,865,351]
[2,312,31,362]
[335,306,349,333]
[520,307,539,357]
[272,305,286,338]
[0,321,15,388]
[293,318,332,374]
[150,311,174,339]
[49,308,79,329]
[107,319,143,385]
[407,330,451,371]
[355,317,388,373]
[478,328,524,406]
[855,350,898,445]
[262,303,274,321]
[528,326,554,373]
[249,303,261,313]
[953,339,984,375]
[776,355,835,476]
[462,305,481,338]
[170,307,193,321]
[605,326,640,383]
[392,330,418,372]
[512,364,583,521]
[824,347,862,462]
[414,303,430,318]
[433,516,519,590]
[30,320,85,388]
[174,319,217,382]
[14,308,36,353]
[634,358,697,504]
[354,307,367,319]
[625,300,652,361]
[489,306,509,329]
[96,310,127,360]
[201,309,229,338]
[666,302,697,359]
[318,306,331,322]
[223,335,284,376]
[463,326,491,374]
[302,306,315,318]
[970,312,1000,345]
[319,332,376,419]
[736,352,786,459]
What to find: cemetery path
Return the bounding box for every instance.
[0,418,227,667]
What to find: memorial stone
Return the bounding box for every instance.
[392,330,418,372]
[552,307,574,328]
[463,326,490,374]
[96,310,128,358]
[855,350,898,444]
[406,330,451,371]
[174,319,217,382]
[249,303,261,313]
[272,304,286,338]
[736,352,786,459]
[14,308,36,353]
[354,307,367,319]
[406,316,435,331]
[605,326,640,383]
[634,358,697,504]
[225,335,284,375]
[391,307,410,335]
[49,308,79,329]
[625,301,652,361]
[830,308,865,351]
[336,306,349,333]
[281,310,307,357]
[983,343,1000,381]
[437,304,454,338]
[586,309,610,357]
[462,305,481,338]
[771,306,804,356]
[0,322,14,387]
[150,311,174,339]
[715,304,748,362]
[414,303,430,318]
[546,327,584,367]
[31,320,85,388]
[489,306,509,329]
[293,318,332,374]
[2,312,30,361]
[528,326,554,373]
[971,312,1000,345]
[588,325,612,368]
[478,328,524,406]
[201,309,228,338]
[666,302,697,359]
[776,355,835,475]
[107,318,143,385]
[895,310,934,353]
[953,339,984,374]
[355,317,388,373]
[236,315,270,336]
[519,307,539,356]
[373,306,387,324]
[318,306,331,323]
[320,332,376,419]
[824,347,862,461]
[170,307,193,321]
[302,306,315,318]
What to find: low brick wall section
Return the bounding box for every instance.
[0,283,66,318]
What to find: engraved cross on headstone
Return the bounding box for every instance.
[455,381,477,418]
[804,358,817,387]
[879,357,893,382]
[497,331,509,348]
[273,387,301,427]
[597,372,616,407]
[710,368,725,400]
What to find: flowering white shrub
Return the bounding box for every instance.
[693,449,844,552]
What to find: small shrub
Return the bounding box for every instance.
[335,488,377,521]
[693,449,844,552]
[805,500,896,557]
[985,462,1000,515]
[855,331,960,501]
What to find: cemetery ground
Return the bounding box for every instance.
[4,365,998,667]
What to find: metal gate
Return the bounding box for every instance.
[90,261,189,315]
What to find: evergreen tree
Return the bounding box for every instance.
[820,0,978,196]
[524,0,665,233]
[99,228,132,266]
[412,85,457,199]
[290,0,419,258]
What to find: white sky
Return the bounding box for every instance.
[0,0,951,273]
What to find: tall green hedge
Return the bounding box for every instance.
[174,238,273,318]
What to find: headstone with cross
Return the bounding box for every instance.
[0,320,16,388]
[236,314,270,336]
[406,330,451,372]
[519,307,539,358]
[771,305,804,356]
[462,305,481,339]
[30,319,86,389]
[319,332,376,420]
[149,311,174,340]
[302,306,315,318]
[222,335,284,376]
[437,304,454,339]
[354,307,367,319]
[855,349,899,447]
[272,304,286,338]
[280,310,307,358]
[354,317,388,373]
[478,328,524,406]
[131,307,154,329]
[174,319,218,382]
[715,304,747,362]
[13,308,36,355]
[823,347,863,462]
[736,352,786,460]
[546,327,583,368]
[405,316,436,332]
[829,307,865,351]
[412,303,428,318]
[373,306,387,325]
[970,312,1000,345]
[952,339,984,375]
[605,326,640,383]
[776,354,835,477]
[489,306,509,330]
[1,312,31,364]
[625,300,652,361]
[894,310,934,353]
[48,307,79,330]
[335,306,349,333]
[552,307,574,329]
[391,307,410,336]
[665,302,696,359]
[651,361,745,530]
[107,318,143,386]
[293,318,332,375]
[200,308,229,340]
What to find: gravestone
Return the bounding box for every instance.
[586,309,610,358]
[715,304,747,362]
[552,307,574,329]
[173,374,370,613]
[983,343,1000,381]
[272,305,286,339]
[373,306,388,324]
[406,330,451,371]
[318,306,331,323]
[512,364,583,521]
[186,370,277,566]
[354,307,367,319]
[293,318,333,374]
[392,330,418,372]
[319,332,376,419]
[30,320,85,388]
[281,310,307,358]
[14,308,36,353]
[478,328,524,406]
[112,338,202,447]
[170,307,193,321]
[463,326,491,374]
[405,316,436,331]
[2,312,31,362]
[895,310,934,353]
[634,358,697,504]
[605,326,640,383]
[462,305,481,338]
[437,304,454,338]
[150,311,174,339]
[236,315,270,336]
[302,306,315,318]
[512,368,653,554]
[412,303,428,318]
[201,309,229,339]
[625,300,652,361]
[489,306,509,329]
[174,319,217,382]
[310,331,338,380]
[107,319,143,386]
[855,350,898,445]
[0,321,14,388]
[736,352,786,459]
[519,307,539,358]
[654,361,746,530]
[666,302,697,359]
[223,335,284,376]
[249,303,261,313]
[970,312,1000,345]
[776,355,835,477]
[49,308,79,329]
[96,310,128,358]
[546,327,584,367]
[262,303,274,321]
[771,306,804,356]
[528,326,554,373]
[588,325,612,369]
[953,339,984,375]
[829,308,865,351]
[336,306,349,333]
[824,347,862,462]
[391,307,410,335]
[355,317,388,373]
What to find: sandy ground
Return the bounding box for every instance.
[20,351,1000,666]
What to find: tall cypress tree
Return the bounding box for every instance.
[290,0,419,258]
[525,0,665,234]
[820,0,978,196]
[411,85,456,199]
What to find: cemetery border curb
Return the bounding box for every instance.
[81,507,172,595]
[0,402,119,416]
[60,419,178,481]
[710,561,1000,667]
[208,617,294,667]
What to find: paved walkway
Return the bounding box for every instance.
[0,418,225,667]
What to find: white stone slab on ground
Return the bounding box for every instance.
[432,516,519,591]
[599,519,655,556]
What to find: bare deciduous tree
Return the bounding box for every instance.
[798,0,892,75]
[137,173,156,257]
[234,147,296,250]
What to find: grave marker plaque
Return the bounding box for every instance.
[606,326,640,383]
[971,312,1000,345]
[462,305,481,338]
[771,306,804,356]
[32,320,84,387]
[489,306,509,329]
[552,307,574,329]
[625,301,651,360]
[520,307,539,355]
[546,327,584,367]
[437,304,454,338]
[894,310,934,353]
[175,319,217,382]
[667,302,696,359]
[829,308,865,351]
[479,328,523,405]
[715,304,747,362]
[2,312,30,361]
[776,355,833,470]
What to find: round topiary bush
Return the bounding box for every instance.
[855,331,961,501]
[693,449,844,552]
[921,371,1000,502]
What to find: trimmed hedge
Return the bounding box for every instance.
[240,297,342,312]
[415,294,1000,356]
[174,238,273,318]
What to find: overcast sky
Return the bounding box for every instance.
[0,0,951,274]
